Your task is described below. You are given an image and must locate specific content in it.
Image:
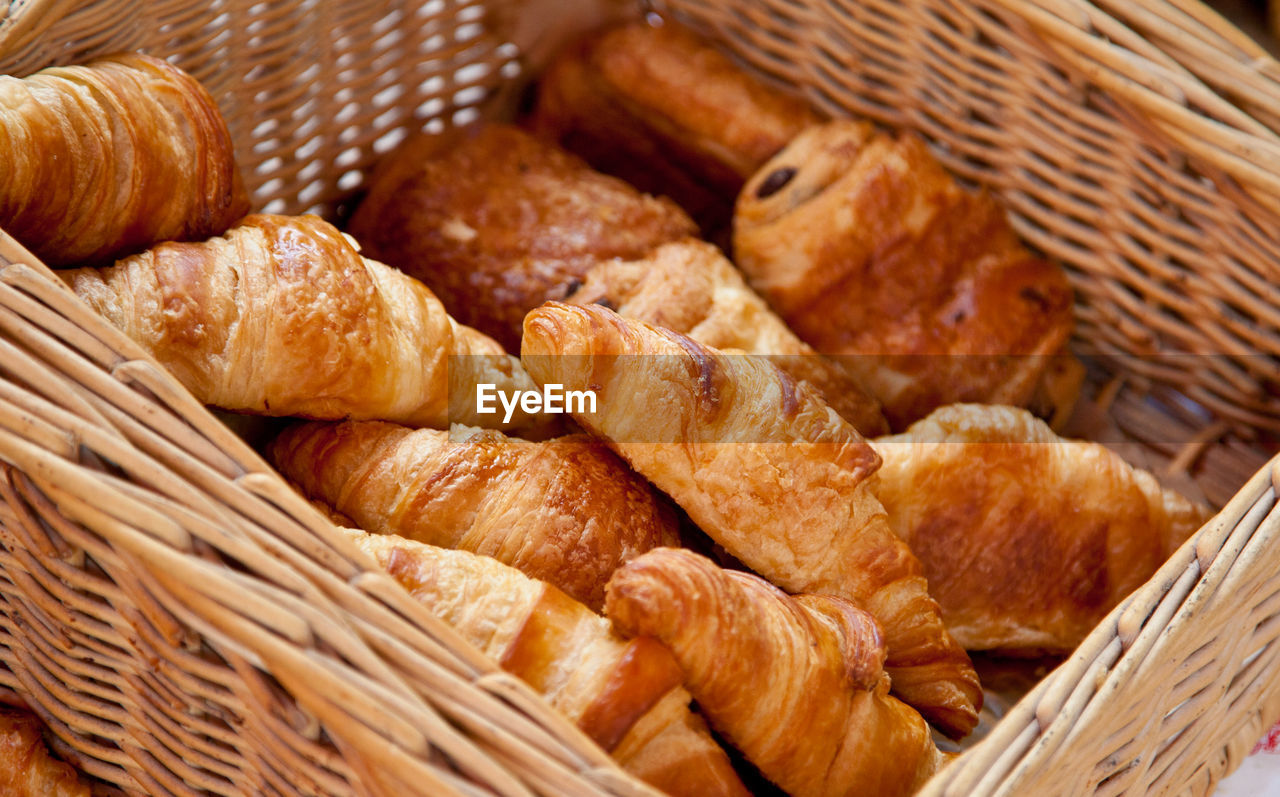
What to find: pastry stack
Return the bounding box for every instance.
[0,21,1209,797]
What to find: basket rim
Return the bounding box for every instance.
[2,0,1280,793]
[0,227,661,797]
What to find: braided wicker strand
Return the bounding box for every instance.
[0,228,656,796]
[1,0,1279,794]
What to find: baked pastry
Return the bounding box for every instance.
[0,53,248,267]
[529,19,820,231]
[61,214,549,433]
[346,122,696,350]
[734,120,1077,430]
[872,404,1212,652]
[0,708,89,796]
[520,302,981,738]
[607,548,947,797]
[567,237,888,435]
[345,528,749,797]
[270,421,682,612]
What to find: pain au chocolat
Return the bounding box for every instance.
[734,120,1078,430]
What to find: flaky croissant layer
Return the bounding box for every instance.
[62,214,547,432]
[607,548,947,797]
[529,20,821,231]
[0,53,249,266]
[873,404,1211,652]
[521,302,982,738]
[734,120,1077,429]
[567,238,888,435]
[271,421,682,611]
[343,529,749,797]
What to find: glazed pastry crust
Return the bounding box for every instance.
[530,20,820,230]
[0,708,89,797]
[271,421,682,611]
[568,238,887,435]
[521,302,981,737]
[734,120,1076,429]
[873,404,1211,652]
[0,53,248,267]
[607,548,946,797]
[62,214,546,433]
[345,529,748,797]
[346,122,696,350]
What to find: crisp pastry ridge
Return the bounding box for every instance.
[344,528,750,797]
[734,120,1078,430]
[566,237,888,435]
[61,214,550,434]
[0,53,249,266]
[270,420,682,612]
[872,403,1212,652]
[520,301,982,738]
[529,19,821,231]
[607,547,949,797]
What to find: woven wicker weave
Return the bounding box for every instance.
[0,229,659,796]
[0,0,1279,795]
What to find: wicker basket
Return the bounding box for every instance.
[0,0,1279,794]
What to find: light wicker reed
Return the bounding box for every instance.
[0,230,660,795]
[0,0,1278,795]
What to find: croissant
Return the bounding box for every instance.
[734,120,1078,430]
[872,404,1212,652]
[0,708,89,796]
[345,528,749,797]
[0,53,248,267]
[607,548,946,797]
[61,214,548,433]
[270,420,682,611]
[566,238,888,435]
[521,302,981,738]
[529,20,820,231]
[346,122,696,350]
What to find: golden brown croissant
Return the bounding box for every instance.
[529,20,821,231]
[607,548,947,797]
[566,237,888,435]
[520,302,981,738]
[270,420,682,612]
[0,53,249,267]
[346,122,696,350]
[0,708,89,797]
[872,404,1212,652]
[734,120,1077,430]
[345,529,749,797]
[61,214,548,433]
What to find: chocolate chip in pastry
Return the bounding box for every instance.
[529,19,821,233]
[734,120,1078,430]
